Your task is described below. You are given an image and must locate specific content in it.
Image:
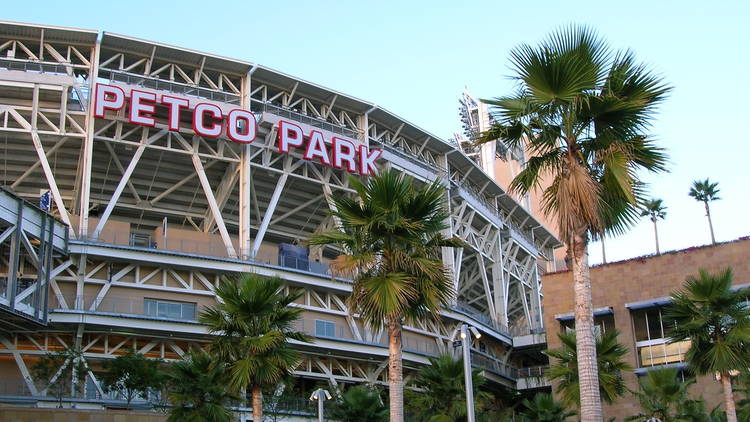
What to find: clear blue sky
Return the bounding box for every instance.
[8,0,750,264]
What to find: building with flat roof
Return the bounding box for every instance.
[0,20,560,413]
[542,237,750,420]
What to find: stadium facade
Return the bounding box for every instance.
[0,20,560,406]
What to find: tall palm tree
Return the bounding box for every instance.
[546,329,632,409]
[309,169,461,422]
[641,198,667,254]
[664,268,750,422]
[624,367,694,422]
[166,350,236,422]
[406,353,491,421]
[477,26,669,421]
[200,274,309,422]
[689,179,721,244]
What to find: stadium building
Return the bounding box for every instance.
[0,20,561,410]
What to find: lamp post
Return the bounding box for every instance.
[460,324,482,422]
[309,388,331,422]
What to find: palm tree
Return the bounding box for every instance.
[200,274,309,422]
[689,179,721,244]
[546,329,631,409]
[625,367,694,422]
[476,26,669,421]
[516,393,577,422]
[406,353,491,421]
[664,268,750,422]
[329,385,388,422]
[641,198,667,254]
[166,350,236,422]
[309,169,461,422]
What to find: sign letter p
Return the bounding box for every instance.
[93,84,125,118]
[278,121,304,153]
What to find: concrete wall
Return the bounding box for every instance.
[0,407,167,422]
[542,237,750,419]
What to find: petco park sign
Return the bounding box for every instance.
[93,83,381,175]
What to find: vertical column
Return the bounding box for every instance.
[492,230,508,327]
[79,34,101,239]
[238,65,258,260]
[7,200,23,309]
[438,153,457,304]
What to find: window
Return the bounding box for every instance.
[631,307,691,367]
[144,298,196,321]
[315,320,336,338]
[560,314,616,337]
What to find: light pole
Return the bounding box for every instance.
[309,388,332,422]
[460,324,482,422]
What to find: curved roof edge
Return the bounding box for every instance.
[0,20,562,252]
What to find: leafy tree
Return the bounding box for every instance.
[100,352,165,408]
[676,398,727,422]
[200,274,309,422]
[516,393,576,422]
[31,347,87,407]
[165,350,235,422]
[476,25,669,422]
[546,329,631,408]
[688,179,721,244]
[309,169,461,422]
[664,268,750,422]
[641,198,667,254]
[329,385,388,422]
[405,353,491,421]
[625,367,693,422]
[735,372,750,421]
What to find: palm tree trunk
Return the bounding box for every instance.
[387,316,404,422]
[652,219,660,255]
[571,233,603,422]
[705,201,716,244]
[252,386,263,422]
[600,237,607,264]
[721,374,737,422]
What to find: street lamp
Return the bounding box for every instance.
[309,388,332,422]
[459,324,481,422]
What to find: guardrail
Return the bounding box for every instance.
[50,295,204,323]
[253,100,360,139]
[73,233,343,281]
[103,69,241,105]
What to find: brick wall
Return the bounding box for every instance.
[542,237,750,420]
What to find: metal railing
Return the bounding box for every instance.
[50,295,203,323]
[0,58,77,75]
[73,233,345,281]
[513,365,548,378]
[103,69,241,105]
[252,100,360,138]
[449,302,512,338]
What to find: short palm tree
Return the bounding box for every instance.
[406,353,491,421]
[546,329,632,408]
[309,169,461,422]
[625,367,693,422]
[516,393,576,422]
[329,385,388,422]
[476,25,669,422]
[200,274,309,422]
[166,350,236,422]
[641,198,667,254]
[664,268,750,422]
[689,179,721,244]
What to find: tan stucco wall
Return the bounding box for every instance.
[541,237,750,419]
